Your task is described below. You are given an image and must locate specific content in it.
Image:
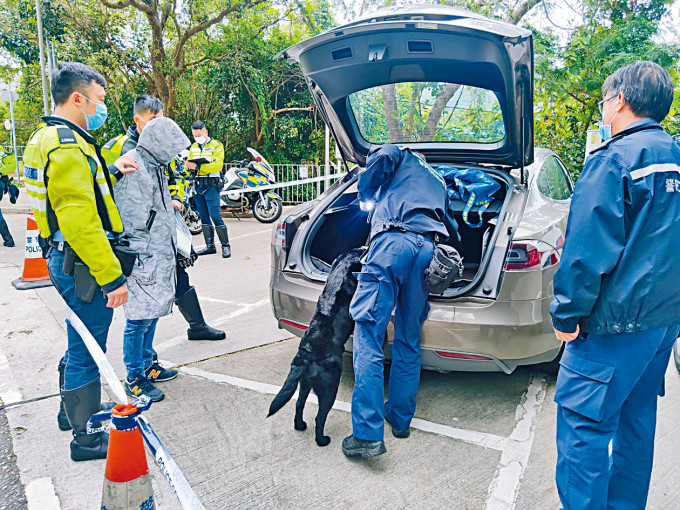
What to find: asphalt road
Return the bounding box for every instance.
[1,210,679,509]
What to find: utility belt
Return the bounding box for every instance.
[49,238,137,303]
[194,175,223,189]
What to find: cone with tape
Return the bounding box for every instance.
[101,403,155,510]
[11,212,53,290]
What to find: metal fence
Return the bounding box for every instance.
[226,162,345,206]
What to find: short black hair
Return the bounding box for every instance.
[602,61,674,122]
[133,95,164,116]
[51,62,107,106]
[191,120,206,130]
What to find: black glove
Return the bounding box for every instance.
[8,183,19,204]
[177,246,198,268]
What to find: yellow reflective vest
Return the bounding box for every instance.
[103,129,188,201]
[23,117,124,288]
[188,138,224,176]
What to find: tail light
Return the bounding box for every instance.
[280,318,308,331]
[504,240,559,271]
[272,221,286,248]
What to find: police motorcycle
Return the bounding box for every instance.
[220,147,283,223]
[173,149,203,235]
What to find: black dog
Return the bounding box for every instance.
[268,248,364,446]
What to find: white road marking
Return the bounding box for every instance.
[155,299,269,352]
[193,227,271,250]
[196,296,237,305]
[0,353,22,405]
[230,229,271,241]
[181,365,508,451]
[26,477,61,510]
[485,374,547,509]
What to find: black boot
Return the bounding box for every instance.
[0,219,14,247]
[58,361,116,432]
[196,225,216,256]
[61,377,108,461]
[175,286,226,341]
[215,225,231,258]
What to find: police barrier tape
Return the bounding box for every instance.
[220,171,348,196]
[67,307,205,509]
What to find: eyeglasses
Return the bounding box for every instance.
[598,96,615,114]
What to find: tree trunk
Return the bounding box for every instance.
[421,83,461,141]
[382,84,403,141]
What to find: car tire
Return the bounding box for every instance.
[673,337,680,374]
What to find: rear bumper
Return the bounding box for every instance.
[271,268,561,374]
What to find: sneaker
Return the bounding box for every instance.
[341,435,386,458]
[145,361,178,382]
[125,376,165,402]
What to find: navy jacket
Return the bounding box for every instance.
[358,144,459,244]
[551,118,680,334]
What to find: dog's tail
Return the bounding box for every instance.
[268,355,308,417]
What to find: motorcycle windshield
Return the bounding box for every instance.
[246,147,275,180]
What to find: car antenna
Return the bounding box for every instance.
[520,89,525,186]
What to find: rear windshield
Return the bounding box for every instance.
[348,82,505,144]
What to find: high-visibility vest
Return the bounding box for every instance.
[23,117,124,286]
[188,138,224,176]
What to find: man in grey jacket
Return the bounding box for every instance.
[115,117,190,401]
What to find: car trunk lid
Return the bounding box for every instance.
[276,6,533,170]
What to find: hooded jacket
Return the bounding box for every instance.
[114,117,190,320]
[551,118,680,334]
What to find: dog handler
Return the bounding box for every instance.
[342,144,460,458]
[550,61,680,509]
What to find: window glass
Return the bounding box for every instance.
[538,156,572,201]
[348,82,505,144]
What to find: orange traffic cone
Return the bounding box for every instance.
[101,403,155,510]
[11,212,52,290]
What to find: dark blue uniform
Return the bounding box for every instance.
[350,145,458,441]
[550,118,680,509]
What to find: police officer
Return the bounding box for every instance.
[102,96,226,345]
[23,62,135,461]
[186,121,230,258]
[550,61,680,509]
[0,146,18,247]
[342,144,459,458]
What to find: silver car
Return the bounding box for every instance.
[270,6,573,374]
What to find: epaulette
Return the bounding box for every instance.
[56,126,78,145]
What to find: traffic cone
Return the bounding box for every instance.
[101,403,155,510]
[11,212,52,290]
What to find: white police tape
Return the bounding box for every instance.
[137,415,206,510]
[220,172,348,195]
[66,306,206,510]
[66,307,128,404]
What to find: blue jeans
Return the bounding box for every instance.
[349,231,434,441]
[47,248,114,391]
[194,183,224,227]
[123,318,158,380]
[555,325,680,510]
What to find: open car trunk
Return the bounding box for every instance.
[302,166,513,298]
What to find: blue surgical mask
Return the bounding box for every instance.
[79,96,108,131]
[598,101,618,142]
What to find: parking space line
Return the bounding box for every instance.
[26,477,61,510]
[0,353,22,406]
[193,228,271,250]
[181,365,509,451]
[154,299,270,352]
[196,296,237,305]
[485,374,547,510]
